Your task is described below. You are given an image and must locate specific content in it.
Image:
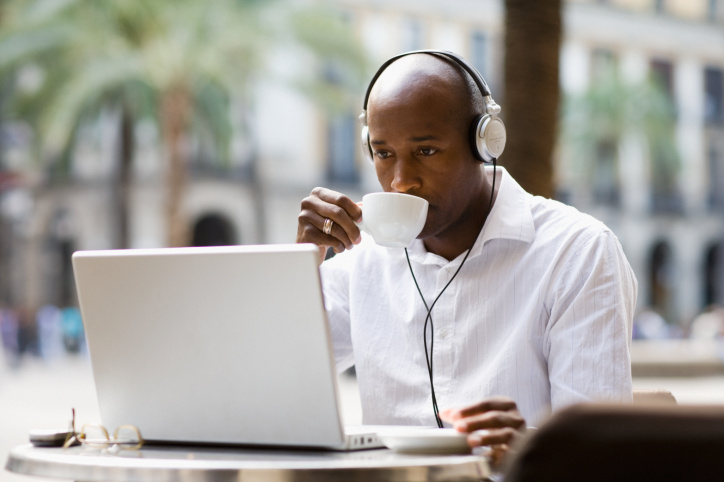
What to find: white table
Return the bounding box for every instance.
[6,443,492,481]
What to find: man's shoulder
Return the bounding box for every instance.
[528,194,612,244]
[495,169,611,247]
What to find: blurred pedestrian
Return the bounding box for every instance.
[633,308,670,340]
[61,307,84,354]
[0,307,20,367]
[690,305,724,340]
[36,304,64,360]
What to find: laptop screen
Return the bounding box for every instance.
[73,244,346,448]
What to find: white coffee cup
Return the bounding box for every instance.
[355,192,429,248]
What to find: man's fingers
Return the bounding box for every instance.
[298,189,362,250]
[313,187,363,222]
[454,410,526,433]
[465,428,521,469]
[439,408,456,422]
[456,397,518,417]
[441,397,519,424]
[486,444,511,469]
[315,212,354,251]
[311,188,363,240]
[467,427,519,447]
[297,209,348,252]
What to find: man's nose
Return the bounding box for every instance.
[389,158,421,193]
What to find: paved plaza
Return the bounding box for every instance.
[1,354,723,482]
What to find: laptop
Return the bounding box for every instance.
[72,243,383,450]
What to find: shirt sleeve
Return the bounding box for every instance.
[319,253,356,373]
[544,229,638,410]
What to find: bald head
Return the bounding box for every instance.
[367,53,485,137]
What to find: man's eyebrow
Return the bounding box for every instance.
[370,135,440,146]
[409,135,439,142]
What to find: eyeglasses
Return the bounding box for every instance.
[63,408,144,451]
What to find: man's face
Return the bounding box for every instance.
[367,86,483,240]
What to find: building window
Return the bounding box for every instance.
[45,210,76,307]
[705,66,723,124]
[708,0,720,22]
[591,48,617,79]
[400,17,423,51]
[57,239,75,307]
[650,240,675,323]
[650,173,683,214]
[321,59,359,185]
[654,0,666,14]
[592,139,620,207]
[708,145,724,210]
[650,59,674,99]
[650,147,683,213]
[326,113,359,184]
[650,58,678,122]
[470,30,487,75]
[704,242,724,307]
[650,130,682,214]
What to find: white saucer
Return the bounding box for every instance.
[377,428,472,454]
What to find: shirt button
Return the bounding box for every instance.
[438,328,449,339]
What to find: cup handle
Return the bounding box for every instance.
[354,219,368,234]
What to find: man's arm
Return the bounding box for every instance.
[440,229,636,465]
[319,254,356,373]
[545,229,637,408]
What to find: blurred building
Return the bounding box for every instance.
[557,0,724,328]
[1,0,724,330]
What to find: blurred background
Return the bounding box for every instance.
[1,0,724,480]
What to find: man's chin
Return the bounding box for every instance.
[416,225,437,240]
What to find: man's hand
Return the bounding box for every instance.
[297,187,363,263]
[439,397,526,466]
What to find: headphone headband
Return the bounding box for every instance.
[362,49,493,111]
[360,49,505,163]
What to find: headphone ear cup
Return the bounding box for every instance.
[361,124,373,163]
[360,125,375,164]
[473,114,507,163]
[469,115,486,162]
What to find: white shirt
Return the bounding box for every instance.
[320,166,637,426]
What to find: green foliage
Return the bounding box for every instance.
[286,5,370,114]
[0,0,366,170]
[561,68,680,192]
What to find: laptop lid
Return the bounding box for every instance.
[72,243,348,448]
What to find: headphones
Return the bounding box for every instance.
[359,49,506,164]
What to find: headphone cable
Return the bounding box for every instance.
[404,158,497,428]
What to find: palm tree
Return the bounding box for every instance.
[502,0,562,198]
[0,0,365,247]
[561,68,680,210]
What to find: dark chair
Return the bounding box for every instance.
[503,403,724,482]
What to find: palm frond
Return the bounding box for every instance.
[39,55,143,153]
[561,72,680,182]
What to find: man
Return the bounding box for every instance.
[296,52,637,458]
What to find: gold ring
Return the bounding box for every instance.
[323,218,334,235]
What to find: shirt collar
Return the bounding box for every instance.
[407,166,535,266]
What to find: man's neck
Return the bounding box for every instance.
[423,177,497,262]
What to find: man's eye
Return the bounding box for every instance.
[374,151,391,159]
[418,147,437,156]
